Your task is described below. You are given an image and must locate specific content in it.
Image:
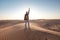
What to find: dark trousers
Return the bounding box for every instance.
[24,20,30,30]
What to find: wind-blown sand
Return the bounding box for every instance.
[0,20,60,40]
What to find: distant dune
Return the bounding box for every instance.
[0,19,60,40]
[32,19,60,32]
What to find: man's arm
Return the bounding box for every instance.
[27,8,30,14]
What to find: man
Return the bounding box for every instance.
[24,8,30,30]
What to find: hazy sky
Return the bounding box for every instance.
[0,0,60,20]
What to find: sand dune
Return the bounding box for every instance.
[30,23,60,36]
[0,20,60,40]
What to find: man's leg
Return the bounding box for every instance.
[25,20,27,30]
[28,20,30,30]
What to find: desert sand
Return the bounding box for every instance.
[0,20,60,40]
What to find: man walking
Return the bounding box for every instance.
[24,8,30,30]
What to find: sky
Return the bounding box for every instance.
[0,0,60,20]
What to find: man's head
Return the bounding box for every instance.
[26,11,28,14]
